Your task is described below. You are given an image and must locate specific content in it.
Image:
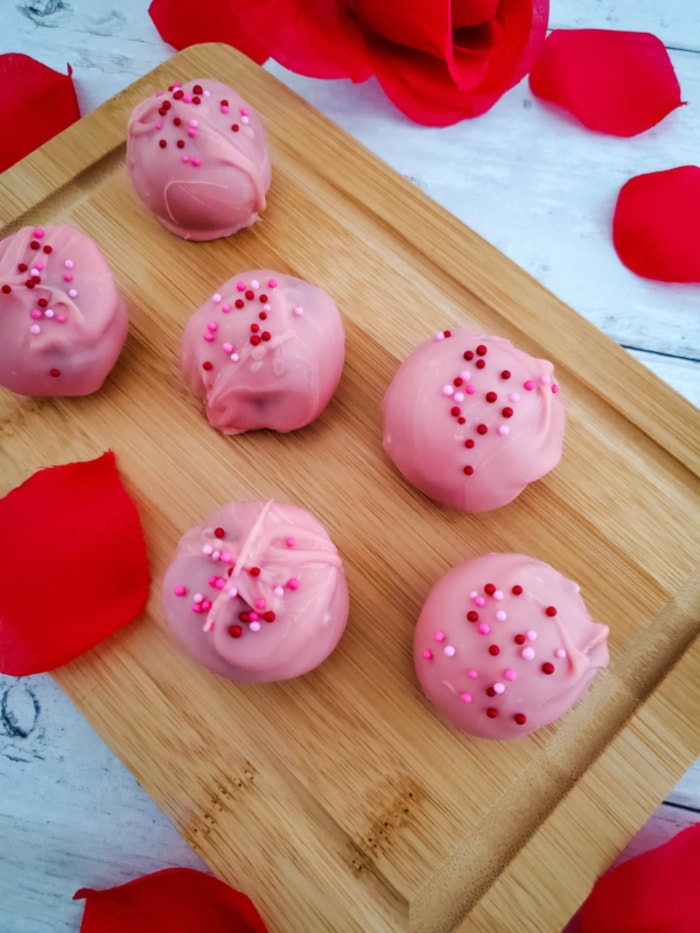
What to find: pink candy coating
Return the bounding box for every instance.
[383,330,565,512]
[182,270,345,435]
[0,224,128,397]
[126,78,271,241]
[414,553,609,739]
[163,500,349,683]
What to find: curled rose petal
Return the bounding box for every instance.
[579,824,700,932]
[0,452,150,675]
[148,0,372,81]
[529,29,683,136]
[74,868,268,933]
[0,54,80,173]
[612,166,700,283]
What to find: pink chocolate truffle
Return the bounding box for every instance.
[162,500,349,682]
[126,78,271,241]
[181,270,345,435]
[383,329,565,512]
[0,225,128,397]
[414,553,609,739]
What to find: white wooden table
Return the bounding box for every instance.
[1,2,698,930]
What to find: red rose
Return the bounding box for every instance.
[149,0,550,125]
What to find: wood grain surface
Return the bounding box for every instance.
[1,44,699,933]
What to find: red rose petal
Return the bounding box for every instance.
[366,0,548,125]
[612,166,700,283]
[0,54,80,173]
[579,824,700,932]
[148,0,372,81]
[529,29,683,136]
[74,868,268,933]
[0,452,150,676]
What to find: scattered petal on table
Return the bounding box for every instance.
[529,29,683,136]
[579,824,700,932]
[612,165,700,283]
[75,868,268,933]
[0,53,80,172]
[0,451,150,676]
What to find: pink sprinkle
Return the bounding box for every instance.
[68,289,77,298]
[183,93,192,103]
[273,585,284,597]
[221,104,229,113]
[285,537,296,548]
[34,262,44,271]
[249,611,259,622]
[208,576,218,587]
[29,324,41,335]
[207,321,218,331]
[526,629,538,641]
[192,604,203,614]
[465,384,476,395]
[222,342,233,353]
[64,259,74,269]
[30,309,42,320]
[524,379,535,391]
[181,155,189,163]
[220,552,232,564]
[56,314,66,323]
[552,384,560,394]
[477,622,490,635]
[521,647,536,660]
[214,578,226,590]
[201,600,212,612]
[250,621,261,632]
[254,598,266,610]
[293,306,304,317]
[155,90,164,97]
[155,122,162,130]
[498,426,510,436]
[211,550,221,561]
[63,273,73,282]
[504,668,516,681]
[422,650,434,660]
[442,385,455,397]
[240,108,249,116]
[203,333,214,342]
[189,118,198,127]
[236,281,246,292]
[495,610,507,622]
[188,128,197,137]
[174,585,187,597]
[33,228,44,239]
[444,645,456,657]
[473,596,486,608]
[433,631,445,643]
[287,578,299,590]
[192,155,201,166]
[221,304,231,313]
[460,692,472,703]
[555,648,567,659]
[267,278,277,288]
[467,669,478,680]
[493,682,505,694]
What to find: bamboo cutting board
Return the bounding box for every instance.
[1,44,699,933]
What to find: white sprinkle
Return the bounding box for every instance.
[250,621,261,632]
[250,279,260,289]
[202,544,213,555]
[212,293,222,304]
[68,289,78,298]
[441,385,454,397]
[273,585,284,597]
[444,645,456,657]
[453,392,464,402]
[44,309,55,319]
[521,647,535,660]
[493,682,505,694]
[230,353,239,362]
[29,324,41,335]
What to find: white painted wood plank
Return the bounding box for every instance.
[550,0,700,52]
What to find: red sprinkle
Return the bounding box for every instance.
[249,566,261,577]
[514,633,526,645]
[541,662,555,675]
[173,117,182,126]
[259,294,268,303]
[476,359,486,369]
[214,527,225,538]
[512,585,523,595]
[486,707,498,719]
[235,299,245,309]
[463,465,474,475]
[546,606,558,617]
[173,89,184,99]
[18,263,28,272]
[486,686,496,697]
[228,625,243,638]
[486,392,498,403]
[1,285,10,294]
[258,311,267,320]
[192,84,203,94]
[501,370,511,380]
[30,240,40,250]
[488,645,500,656]
[477,424,488,435]
[502,407,514,418]
[464,439,475,449]
[261,331,271,341]
[239,611,250,622]
[176,139,185,149]
[202,361,213,371]
[484,583,496,595]
[263,611,276,622]
[159,139,167,148]
[49,368,61,377]
[514,713,527,725]
[37,298,48,308]
[231,124,240,132]
[476,344,488,356]
[250,335,261,346]
[451,406,461,417]
[245,289,255,300]
[467,611,479,622]
[43,245,52,254]
[463,350,474,361]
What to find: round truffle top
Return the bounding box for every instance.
[414,553,609,739]
[383,329,565,511]
[126,78,271,240]
[181,270,345,434]
[0,224,127,396]
[162,500,349,683]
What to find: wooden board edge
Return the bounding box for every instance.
[452,634,700,932]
